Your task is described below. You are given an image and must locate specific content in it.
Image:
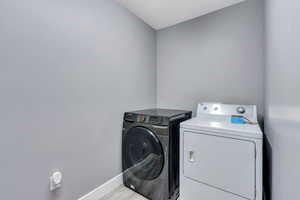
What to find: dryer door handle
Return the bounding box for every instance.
[188,151,195,163]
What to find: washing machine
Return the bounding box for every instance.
[180,103,263,200]
[122,109,192,200]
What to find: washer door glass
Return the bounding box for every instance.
[123,126,164,180]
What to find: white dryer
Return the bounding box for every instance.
[180,103,263,200]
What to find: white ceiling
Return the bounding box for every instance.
[116,0,245,30]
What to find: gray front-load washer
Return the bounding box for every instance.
[122,109,192,200]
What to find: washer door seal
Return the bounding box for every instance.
[123,126,165,180]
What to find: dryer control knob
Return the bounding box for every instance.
[236,106,246,114]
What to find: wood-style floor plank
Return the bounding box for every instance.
[99,185,148,200]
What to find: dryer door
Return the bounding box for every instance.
[123,126,164,180]
[183,131,256,200]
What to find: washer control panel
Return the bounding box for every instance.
[124,113,168,126]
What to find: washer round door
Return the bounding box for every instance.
[123,126,165,181]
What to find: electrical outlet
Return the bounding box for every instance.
[50,171,62,191]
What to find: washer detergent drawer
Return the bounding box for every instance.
[183,131,256,199]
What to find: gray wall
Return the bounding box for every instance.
[265,0,300,199]
[0,0,156,199]
[157,0,264,117]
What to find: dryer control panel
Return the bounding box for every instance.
[197,103,258,123]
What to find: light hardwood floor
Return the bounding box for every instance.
[99,185,148,200]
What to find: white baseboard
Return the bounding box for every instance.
[78,173,123,200]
